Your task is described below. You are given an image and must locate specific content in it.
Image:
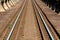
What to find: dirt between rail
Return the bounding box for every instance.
[10,0,41,40]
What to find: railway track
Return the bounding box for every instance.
[32,0,60,40]
[35,0,60,37]
[0,0,24,40]
[6,0,26,40]
[35,0,60,39]
[0,0,60,40]
[32,0,54,40]
[6,0,41,40]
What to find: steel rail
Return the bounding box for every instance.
[33,0,54,40]
[6,0,26,40]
